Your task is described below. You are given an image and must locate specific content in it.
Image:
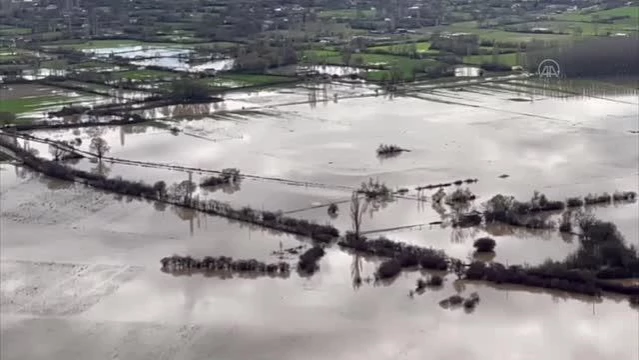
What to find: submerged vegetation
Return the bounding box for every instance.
[357,178,392,200]
[0,134,340,243]
[465,214,639,296]
[376,143,407,156]
[341,233,450,275]
[297,246,326,275]
[200,168,241,187]
[473,237,496,253]
[439,292,480,312]
[160,255,291,278]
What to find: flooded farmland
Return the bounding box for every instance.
[2,78,638,359]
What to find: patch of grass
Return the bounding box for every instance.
[434,25,574,42]
[364,70,390,81]
[193,41,241,50]
[0,26,31,36]
[110,69,178,81]
[42,39,189,50]
[464,53,521,67]
[368,41,439,55]
[318,9,376,19]
[552,6,639,23]
[0,96,66,114]
[217,73,297,86]
[513,20,637,36]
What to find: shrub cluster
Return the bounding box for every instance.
[377,259,402,280]
[415,178,477,191]
[566,197,584,208]
[160,255,291,277]
[200,168,241,187]
[439,292,480,311]
[584,193,612,205]
[341,233,449,272]
[297,246,326,274]
[358,178,392,199]
[473,237,496,252]
[465,261,602,296]
[446,188,476,204]
[376,144,404,155]
[483,194,556,229]
[452,211,482,228]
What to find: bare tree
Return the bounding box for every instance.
[350,191,368,239]
[90,136,110,160]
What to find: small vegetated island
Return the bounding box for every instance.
[376,143,409,157]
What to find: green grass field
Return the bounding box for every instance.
[368,41,439,55]
[516,20,638,36]
[464,52,521,67]
[217,73,297,86]
[0,96,66,114]
[41,39,190,50]
[553,6,639,22]
[318,9,376,19]
[110,69,179,81]
[434,22,575,43]
[0,26,31,36]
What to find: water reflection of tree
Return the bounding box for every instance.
[308,86,317,109]
[367,197,392,218]
[171,205,202,236]
[351,254,363,290]
[483,221,555,240]
[15,165,37,180]
[153,201,167,212]
[38,172,74,190]
[450,226,480,244]
[90,160,111,177]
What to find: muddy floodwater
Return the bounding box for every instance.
[2,78,638,359]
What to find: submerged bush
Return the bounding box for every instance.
[584,193,612,205]
[160,255,291,277]
[376,259,402,279]
[453,211,482,228]
[358,178,392,199]
[201,168,241,187]
[473,237,496,252]
[559,211,572,233]
[340,235,448,271]
[566,197,584,208]
[446,188,476,204]
[427,274,444,286]
[613,191,637,202]
[297,246,326,274]
[376,144,404,155]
